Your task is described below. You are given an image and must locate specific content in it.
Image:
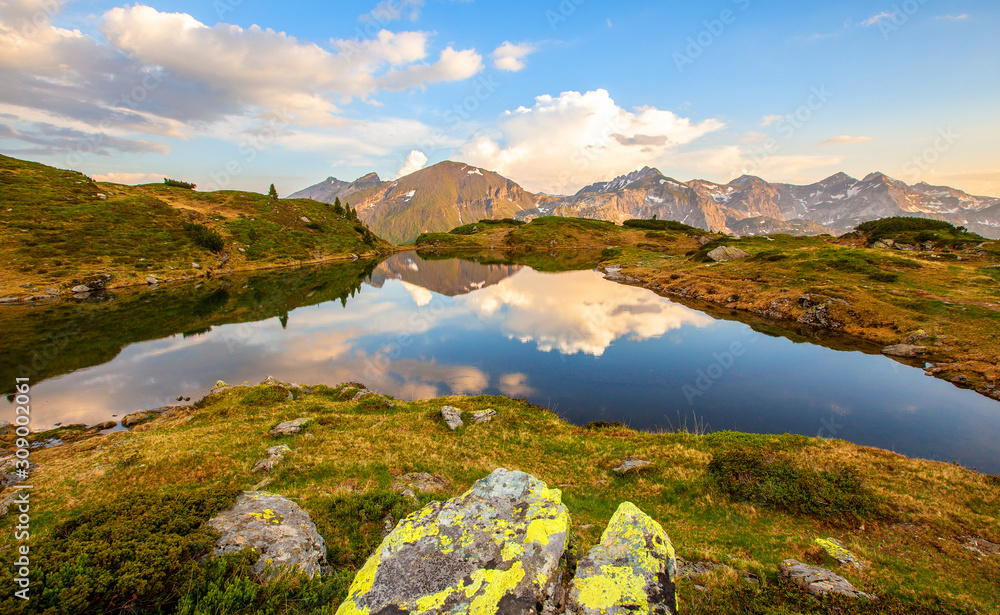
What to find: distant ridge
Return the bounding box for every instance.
[293,163,1000,240]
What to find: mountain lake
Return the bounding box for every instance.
[4,251,999,474]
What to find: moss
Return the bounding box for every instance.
[707,449,896,525]
[241,385,290,407]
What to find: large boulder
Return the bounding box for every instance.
[779,559,873,599]
[336,468,570,615]
[208,491,326,581]
[567,502,676,615]
[882,344,928,358]
[707,246,750,262]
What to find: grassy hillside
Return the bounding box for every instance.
[1,384,997,614]
[0,155,392,297]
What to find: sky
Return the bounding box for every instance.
[0,0,998,196]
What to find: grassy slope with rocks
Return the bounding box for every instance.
[1,382,997,614]
[0,154,394,298]
[416,216,1000,398]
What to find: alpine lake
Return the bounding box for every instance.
[4,251,1000,474]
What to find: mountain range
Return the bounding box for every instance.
[289,162,1000,243]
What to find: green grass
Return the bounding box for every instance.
[3,388,997,614]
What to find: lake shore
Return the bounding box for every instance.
[4,379,997,613]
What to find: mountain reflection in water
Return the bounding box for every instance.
[4,252,1000,474]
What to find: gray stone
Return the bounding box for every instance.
[268,417,313,436]
[613,457,653,475]
[121,411,153,428]
[567,501,676,615]
[252,456,284,473]
[338,469,570,615]
[267,444,292,456]
[882,344,928,358]
[301,216,311,224]
[904,330,931,345]
[0,421,11,435]
[707,246,750,262]
[814,538,867,569]
[779,559,874,600]
[145,275,158,285]
[209,491,326,581]
[697,235,713,246]
[391,472,450,494]
[441,406,464,430]
[192,262,201,270]
[472,409,497,424]
[71,284,91,293]
[797,301,843,330]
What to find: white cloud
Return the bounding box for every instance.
[821,135,872,145]
[377,46,483,90]
[492,41,535,72]
[760,115,783,126]
[91,172,162,184]
[861,12,894,27]
[498,372,535,397]
[455,89,724,195]
[395,149,428,178]
[360,0,424,23]
[935,14,969,21]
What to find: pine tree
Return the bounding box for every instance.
[268,184,278,200]
[333,197,344,216]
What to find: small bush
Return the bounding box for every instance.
[623,218,699,232]
[355,394,393,413]
[240,385,289,407]
[601,247,622,260]
[857,217,955,241]
[184,223,225,253]
[707,449,895,524]
[164,178,196,189]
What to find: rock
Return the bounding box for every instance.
[797,301,843,330]
[71,284,90,293]
[613,457,653,475]
[472,409,497,424]
[697,235,713,246]
[192,262,201,270]
[882,344,928,358]
[951,375,971,386]
[145,275,158,285]
[707,246,750,262]
[267,444,292,456]
[121,411,153,428]
[905,330,931,345]
[209,491,326,581]
[391,472,450,494]
[814,538,867,569]
[567,501,676,615]
[95,421,117,430]
[779,559,874,600]
[380,513,395,538]
[337,468,570,615]
[268,417,313,436]
[0,421,11,435]
[252,456,284,473]
[300,216,310,224]
[441,406,464,430]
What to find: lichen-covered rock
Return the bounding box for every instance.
[209,491,326,581]
[779,559,873,599]
[121,411,153,428]
[268,417,312,436]
[567,502,676,615]
[473,409,497,424]
[814,538,867,569]
[707,246,750,262]
[441,406,464,430]
[337,468,570,615]
[612,457,653,475]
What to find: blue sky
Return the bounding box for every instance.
[0,0,997,195]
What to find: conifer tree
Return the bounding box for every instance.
[333,197,344,216]
[268,184,278,200]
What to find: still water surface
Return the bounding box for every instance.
[5,252,999,473]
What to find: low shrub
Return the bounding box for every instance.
[184,223,225,253]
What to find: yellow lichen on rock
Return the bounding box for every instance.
[574,565,648,613]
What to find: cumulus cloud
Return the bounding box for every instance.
[377,46,483,90]
[395,149,428,178]
[492,41,535,72]
[0,121,168,156]
[91,171,162,184]
[455,89,724,195]
[821,135,873,145]
[498,372,535,397]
